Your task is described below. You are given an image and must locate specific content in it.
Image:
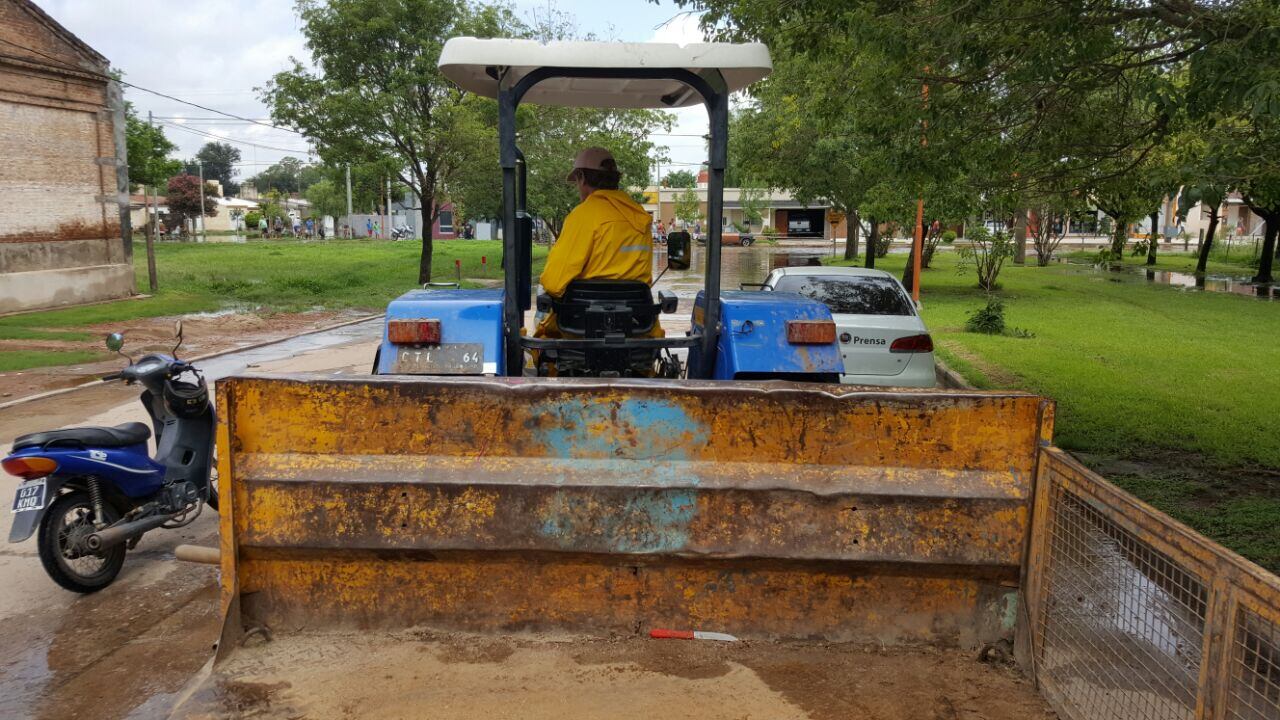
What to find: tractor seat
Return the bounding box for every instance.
[12,422,152,451]
[553,280,658,338]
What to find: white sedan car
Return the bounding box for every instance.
[760,266,937,387]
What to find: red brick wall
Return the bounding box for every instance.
[0,0,129,289]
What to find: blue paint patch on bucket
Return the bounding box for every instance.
[532,397,710,463]
[538,488,699,554]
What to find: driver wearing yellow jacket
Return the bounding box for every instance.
[535,147,662,338]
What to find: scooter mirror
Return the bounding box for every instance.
[666,231,691,271]
[106,333,125,353]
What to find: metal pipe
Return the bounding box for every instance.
[175,544,220,564]
[701,84,729,378]
[498,81,522,376]
[85,513,175,552]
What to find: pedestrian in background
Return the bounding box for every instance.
[366,218,374,237]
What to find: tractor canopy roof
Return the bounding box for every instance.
[438,37,772,108]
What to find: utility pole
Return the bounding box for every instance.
[654,155,662,227]
[910,73,929,303]
[345,164,353,239]
[386,176,392,238]
[144,111,159,292]
[197,160,207,240]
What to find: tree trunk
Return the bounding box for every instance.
[1012,209,1028,264]
[901,245,915,291]
[844,209,860,260]
[1255,214,1277,284]
[864,217,878,269]
[1195,205,1219,275]
[1109,216,1127,257]
[1146,210,1159,266]
[417,190,435,284]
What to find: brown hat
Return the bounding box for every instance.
[566,146,617,181]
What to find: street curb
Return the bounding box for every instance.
[934,359,972,389]
[0,313,384,411]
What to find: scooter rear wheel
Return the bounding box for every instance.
[37,491,126,593]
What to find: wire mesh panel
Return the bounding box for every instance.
[1037,478,1208,720]
[1227,607,1280,720]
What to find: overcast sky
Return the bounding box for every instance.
[37,0,712,186]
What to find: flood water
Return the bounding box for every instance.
[1081,263,1280,300]
[652,241,834,300]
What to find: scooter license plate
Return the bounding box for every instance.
[392,344,484,374]
[12,479,46,513]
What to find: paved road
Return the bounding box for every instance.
[0,241,824,719]
[0,319,383,720]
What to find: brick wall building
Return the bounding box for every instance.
[0,0,132,313]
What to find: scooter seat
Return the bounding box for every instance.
[12,422,151,451]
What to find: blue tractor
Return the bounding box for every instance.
[374,38,842,382]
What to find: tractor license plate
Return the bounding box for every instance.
[12,479,46,513]
[391,344,484,374]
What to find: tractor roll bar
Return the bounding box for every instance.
[497,66,730,378]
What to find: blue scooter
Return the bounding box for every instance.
[2,323,217,592]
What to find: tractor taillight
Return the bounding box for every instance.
[890,334,934,353]
[388,319,442,344]
[1,456,57,480]
[786,320,836,345]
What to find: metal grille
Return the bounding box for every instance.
[1228,607,1280,719]
[1037,481,1208,720]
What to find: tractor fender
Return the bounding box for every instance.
[375,289,505,376]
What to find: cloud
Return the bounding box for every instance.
[39,0,309,177]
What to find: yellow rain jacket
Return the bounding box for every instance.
[535,189,661,338]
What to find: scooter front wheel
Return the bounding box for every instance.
[37,491,126,593]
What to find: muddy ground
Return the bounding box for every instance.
[173,631,1054,720]
[0,309,373,402]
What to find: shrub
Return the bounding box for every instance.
[965,297,1035,338]
[966,297,1006,334]
[942,230,957,244]
[244,211,262,230]
[956,226,1014,290]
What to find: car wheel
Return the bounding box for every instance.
[741,237,754,247]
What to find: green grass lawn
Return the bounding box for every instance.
[0,349,107,372]
[1,238,544,340]
[833,251,1280,571]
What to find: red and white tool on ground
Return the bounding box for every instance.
[649,628,740,642]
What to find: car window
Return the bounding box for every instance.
[772,275,915,316]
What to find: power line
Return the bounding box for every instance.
[0,36,302,135]
[127,84,302,135]
[156,119,312,154]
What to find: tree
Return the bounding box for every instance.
[1029,194,1086,266]
[520,105,669,238]
[674,188,701,227]
[739,183,767,231]
[663,170,696,188]
[124,103,181,190]
[188,142,242,195]
[165,174,218,233]
[265,0,519,283]
[250,157,323,195]
[304,178,346,222]
[958,227,1015,291]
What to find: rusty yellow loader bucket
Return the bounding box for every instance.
[210,374,1053,647]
